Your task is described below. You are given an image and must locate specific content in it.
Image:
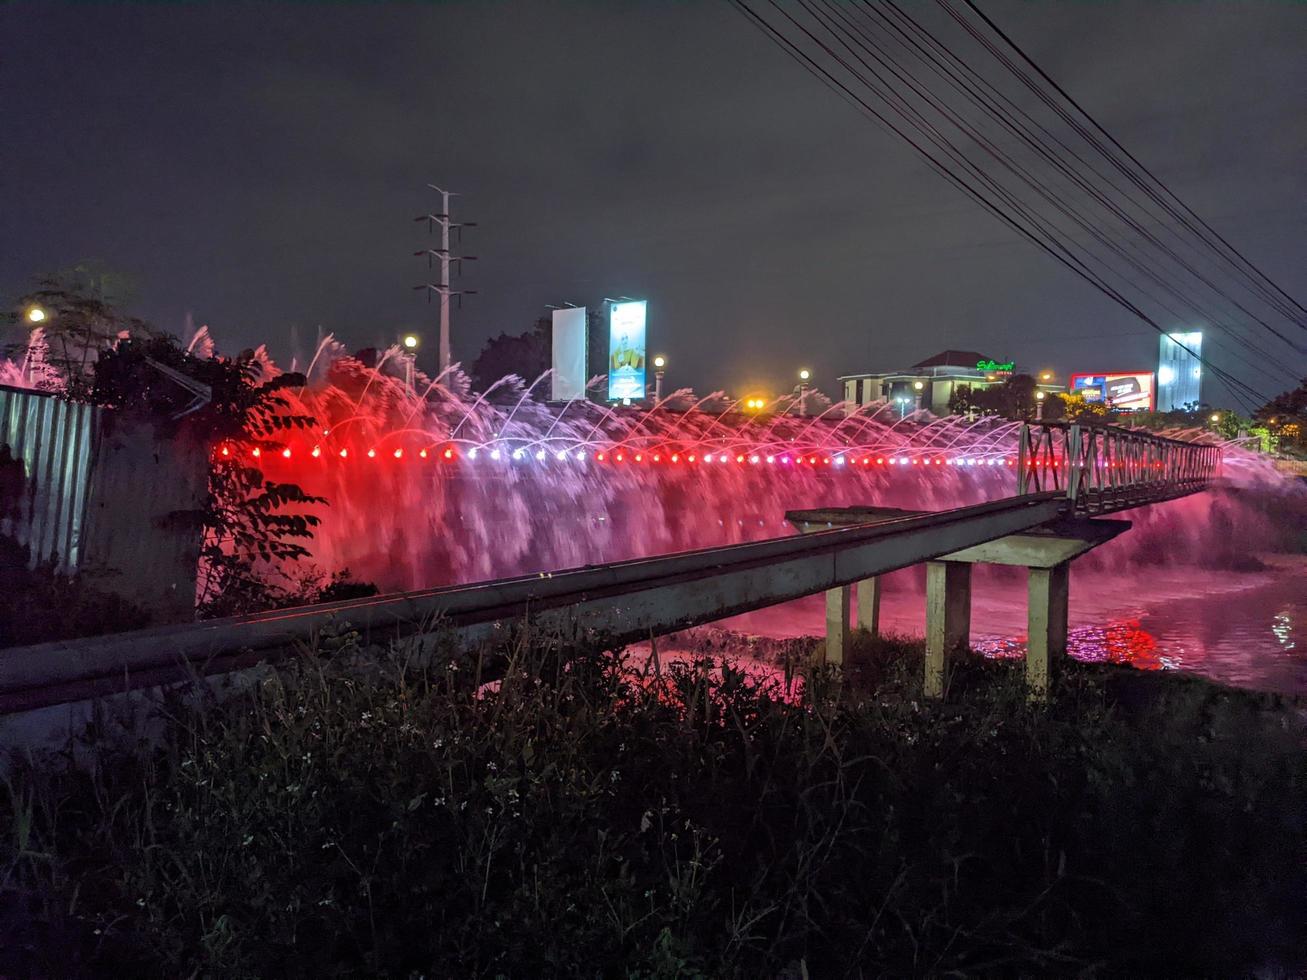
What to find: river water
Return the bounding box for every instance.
[722,554,1307,695]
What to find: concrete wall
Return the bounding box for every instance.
[80,413,210,621]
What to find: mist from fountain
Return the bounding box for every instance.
[219,334,1302,593]
[4,328,1302,597]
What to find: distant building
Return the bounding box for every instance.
[840,350,1047,415]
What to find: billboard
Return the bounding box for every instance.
[550,307,587,402]
[1069,372,1155,412]
[1157,331,1202,412]
[607,300,647,400]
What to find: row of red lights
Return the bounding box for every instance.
[220,444,1174,471]
[218,445,1099,468]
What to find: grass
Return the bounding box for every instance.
[1,627,1304,977]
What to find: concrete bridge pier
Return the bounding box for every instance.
[925,561,971,697]
[1026,563,1069,698]
[822,575,882,665]
[790,508,1128,699]
[857,576,881,637]
[824,585,851,664]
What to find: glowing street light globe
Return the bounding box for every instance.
[653,355,666,369]
[402,334,420,350]
[798,369,811,381]
[1209,413,1221,423]
[1036,391,1046,400]
[913,381,924,391]
[25,306,47,324]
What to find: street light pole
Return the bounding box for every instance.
[653,354,666,404]
[402,333,420,395]
[797,368,811,416]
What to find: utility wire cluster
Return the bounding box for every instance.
[733,0,1306,412]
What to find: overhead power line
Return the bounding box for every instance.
[732,0,1306,411]
[952,0,1307,330]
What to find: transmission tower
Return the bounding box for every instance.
[414,183,478,373]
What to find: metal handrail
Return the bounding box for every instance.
[1017,421,1221,515]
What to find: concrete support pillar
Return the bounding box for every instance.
[925,561,971,697]
[824,585,851,665]
[1026,562,1070,699]
[855,576,881,636]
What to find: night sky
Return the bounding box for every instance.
[2,1,1304,405]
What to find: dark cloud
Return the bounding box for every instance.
[2,1,1303,403]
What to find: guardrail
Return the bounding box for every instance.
[1017,421,1220,515]
[0,494,1065,715]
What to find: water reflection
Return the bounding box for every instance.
[974,620,1163,671]
[1273,612,1296,652]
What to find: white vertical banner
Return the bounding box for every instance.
[1157,331,1202,412]
[550,307,587,402]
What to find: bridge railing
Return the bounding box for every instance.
[1017,421,1221,515]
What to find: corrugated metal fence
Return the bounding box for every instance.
[0,383,99,572]
[0,383,210,619]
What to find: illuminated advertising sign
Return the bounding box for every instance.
[1157,331,1202,412]
[607,300,647,400]
[1069,372,1155,412]
[976,359,1015,373]
[550,307,587,402]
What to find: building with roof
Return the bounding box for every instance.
[840,349,1038,415]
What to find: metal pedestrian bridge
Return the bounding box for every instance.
[0,422,1220,727]
[1018,421,1222,515]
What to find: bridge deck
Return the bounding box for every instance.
[1,494,1066,714]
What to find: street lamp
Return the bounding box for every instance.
[653,354,666,403]
[1035,390,1046,420]
[25,305,47,324]
[401,334,420,393]
[797,369,811,416]
[1209,413,1221,424]
[1040,371,1053,382]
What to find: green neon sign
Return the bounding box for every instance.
[977,359,1015,372]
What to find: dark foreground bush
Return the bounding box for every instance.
[0,534,151,648]
[2,631,1304,977]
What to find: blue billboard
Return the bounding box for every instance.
[607,300,647,400]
